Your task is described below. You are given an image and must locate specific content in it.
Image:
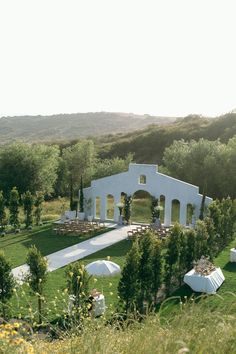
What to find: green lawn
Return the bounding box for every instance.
[4,219,236,323]
[9,239,132,321]
[0,224,110,268]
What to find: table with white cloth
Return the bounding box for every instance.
[93,294,106,317]
[230,248,236,262]
[184,267,225,294]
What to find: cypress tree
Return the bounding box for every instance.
[177,230,188,286]
[26,246,48,324]
[138,231,156,311]
[34,191,44,226]
[185,228,197,270]
[9,187,20,230]
[165,223,182,294]
[0,251,15,318]
[204,216,218,260]
[195,220,209,260]
[151,240,163,304]
[0,191,7,231]
[118,240,141,312]
[22,191,34,228]
[79,176,84,212]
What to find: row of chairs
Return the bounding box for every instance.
[53,220,105,236]
[127,225,171,241]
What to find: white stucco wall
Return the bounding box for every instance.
[82,163,212,226]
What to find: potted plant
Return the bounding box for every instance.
[78,176,85,221]
[124,195,132,225]
[85,197,93,222]
[116,202,124,225]
[153,205,163,228]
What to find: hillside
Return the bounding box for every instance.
[0,112,176,144]
[98,113,236,163]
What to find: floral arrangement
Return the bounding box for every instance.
[193,256,216,276]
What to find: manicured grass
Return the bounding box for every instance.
[1,224,110,268]
[9,239,132,320]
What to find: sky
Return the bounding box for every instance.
[0,0,236,118]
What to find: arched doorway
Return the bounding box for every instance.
[95,197,101,219]
[171,199,180,224]
[131,190,152,223]
[106,194,114,220]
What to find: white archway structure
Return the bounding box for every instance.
[82,163,212,226]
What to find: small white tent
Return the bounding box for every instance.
[85,260,121,276]
[184,268,225,294]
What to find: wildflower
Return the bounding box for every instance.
[94,278,98,283]
[69,271,73,277]
[13,322,21,328]
[109,282,112,287]
[107,256,111,260]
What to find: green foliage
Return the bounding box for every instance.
[79,176,84,212]
[138,232,157,310]
[0,191,7,231]
[92,154,133,180]
[150,196,159,222]
[118,240,141,312]
[204,216,218,260]
[194,220,209,260]
[151,240,163,303]
[22,190,34,228]
[185,229,197,270]
[0,250,15,318]
[162,137,236,199]
[9,187,20,229]
[0,142,59,197]
[124,195,132,224]
[165,224,187,293]
[65,262,91,310]
[118,233,163,313]
[34,191,44,225]
[208,197,236,251]
[26,245,48,323]
[61,140,95,208]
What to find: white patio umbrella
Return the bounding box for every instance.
[85,260,121,276]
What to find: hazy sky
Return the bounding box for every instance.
[0,0,236,117]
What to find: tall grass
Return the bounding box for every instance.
[31,294,236,353]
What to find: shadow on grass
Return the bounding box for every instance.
[84,239,133,261]
[223,261,236,272]
[21,227,111,257]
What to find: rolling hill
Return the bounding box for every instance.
[0,112,176,144]
[98,113,236,163]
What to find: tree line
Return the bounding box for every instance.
[0,141,132,210]
[161,137,236,199]
[0,135,236,205]
[0,188,44,231]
